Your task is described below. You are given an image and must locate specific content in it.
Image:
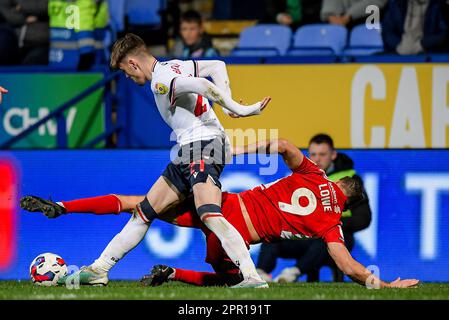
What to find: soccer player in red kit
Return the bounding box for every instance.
[21,138,418,288]
[141,139,419,289]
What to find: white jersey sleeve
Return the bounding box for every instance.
[150,59,227,146]
[151,60,197,106]
[173,76,263,117]
[149,59,264,147]
[152,59,262,116]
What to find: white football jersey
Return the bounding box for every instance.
[150,59,228,147]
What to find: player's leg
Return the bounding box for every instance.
[59,207,150,287]
[192,179,266,288]
[273,240,313,283]
[20,194,144,218]
[179,138,266,288]
[20,160,187,219]
[141,231,243,287]
[60,175,184,286]
[142,264,242,287]
[89,176,182,272]
[61,194,145,213]
[115,195,146,212]
[156,195,206,230]
[256,243,282,282]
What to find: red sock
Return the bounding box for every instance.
[174,268,223,286]
[61,195,122,215]
[174,209,203,229]
[173,268,240,287]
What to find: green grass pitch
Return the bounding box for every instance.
[1,281,449,300]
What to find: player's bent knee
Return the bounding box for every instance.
[114,194,145,212]
[197,204,222,220]
[136,197,158,223]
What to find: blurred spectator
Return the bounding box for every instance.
[179,0,212,19]
[382,0,449,55]
[162,0,181,40]
[213,0,264,20]
[171,10,219,58]
[48,0,109,70]
[262,0,322,29]
[321,0,387,28]
[301,0,323,25]
[446,0,449,20]
[0,23,20,65]
[0,0,49,65]
[256,134,372,283]
[263,0,302,29]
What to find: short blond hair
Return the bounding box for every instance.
[110,33,148,70]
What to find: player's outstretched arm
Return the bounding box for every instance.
[196,60,232,96]
[327,242,419,288]
[233,138,304,171]
[173,76,270,117]
[195,60,238,117]
[0,86,8,104]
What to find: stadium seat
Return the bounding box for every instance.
[343,24,384,57]
[126,0,165,26]
[287,24,347,56]
[231,24,292,57]
[108,0,126,32]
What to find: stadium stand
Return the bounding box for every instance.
[287,24,347,57]
[203,20,258,36]
[231,24,292,57]
[342,24,384,57]
[202,20,258,56]
[109,0,126,32]
[126,0,165,26]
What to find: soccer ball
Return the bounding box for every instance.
[29,253,68,286]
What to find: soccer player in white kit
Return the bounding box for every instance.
[36,33,271,288]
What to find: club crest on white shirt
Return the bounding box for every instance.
[155,83,169,95]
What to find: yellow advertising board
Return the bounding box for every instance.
[217,64,449,148]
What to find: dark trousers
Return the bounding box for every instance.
[21,45,49,65]
[0,25,20,65]
[257,233,355,281]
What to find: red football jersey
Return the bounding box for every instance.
[239,157,347,244]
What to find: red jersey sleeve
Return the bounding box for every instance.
[292,156,324,175]
[323,225,345,244]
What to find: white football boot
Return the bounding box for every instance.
[58,265,109,286]
[256,268,273,282]
[274,266,300,283]
[230,274,269,288]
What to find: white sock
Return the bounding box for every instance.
[91,212,150,273]
[202,216,261,280]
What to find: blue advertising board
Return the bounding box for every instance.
[0,149,448,282]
